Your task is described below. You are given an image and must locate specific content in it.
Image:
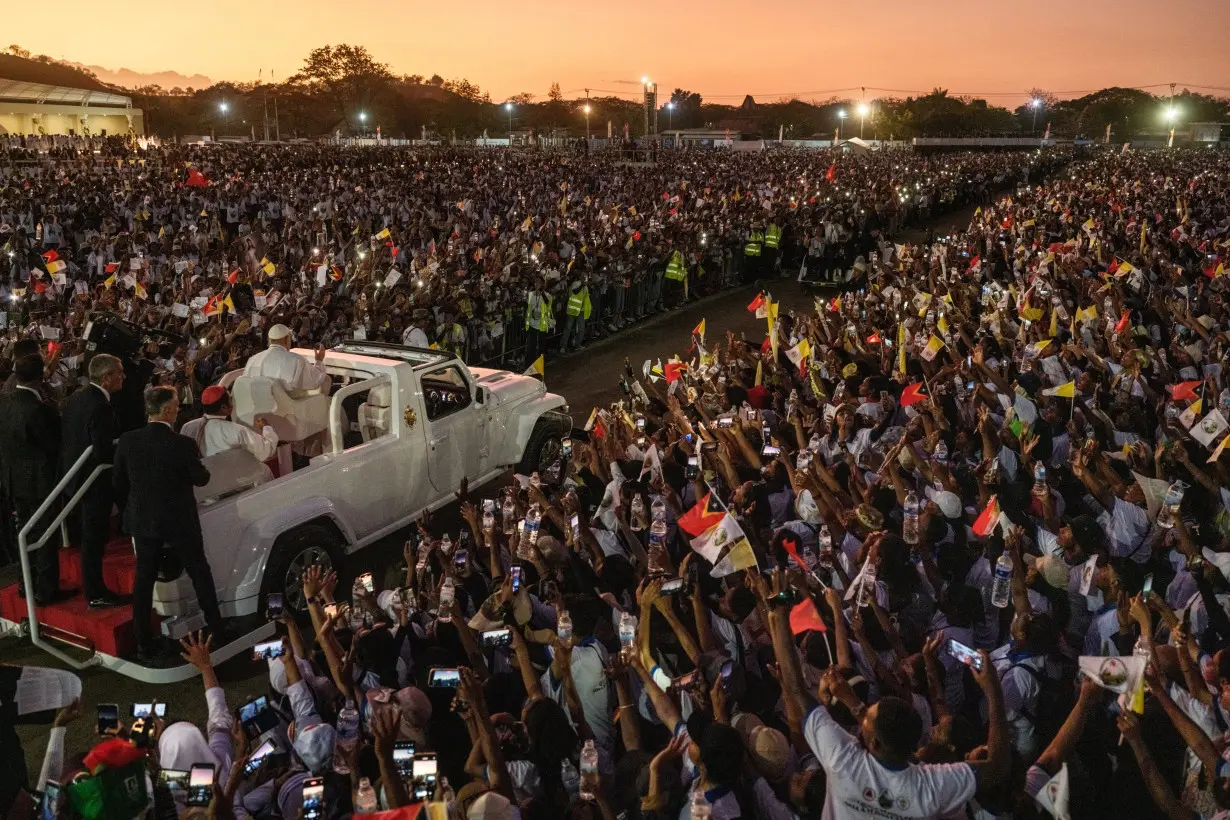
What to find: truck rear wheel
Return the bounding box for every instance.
[263,523,346,613]
[517,413,571,476]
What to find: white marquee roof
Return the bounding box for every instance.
[0,79,131,107]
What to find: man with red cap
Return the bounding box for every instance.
[181,386,279,462]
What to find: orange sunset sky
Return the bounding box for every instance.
[8,0,1230,106]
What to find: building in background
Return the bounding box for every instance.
[0,54,144,136]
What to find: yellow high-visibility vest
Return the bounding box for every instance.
[744,231,764,256]
[566,287,591,318]
[525,292,552,331]
[764,224,782,249]
[665,250,687,281]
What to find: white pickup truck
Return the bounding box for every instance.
[170,342,570,619]
[5,343,568,681]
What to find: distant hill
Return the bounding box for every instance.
[0,53,116,93]
[70,63,215,92]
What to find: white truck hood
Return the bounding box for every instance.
[469,367,551,409]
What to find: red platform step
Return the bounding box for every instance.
[0,537,154,658]
[57,537,138,595]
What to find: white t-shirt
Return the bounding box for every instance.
[804,705,977,819]
[1097,497,1149,562]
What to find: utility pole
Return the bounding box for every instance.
[262,71,270,142]
[272,69,281,142]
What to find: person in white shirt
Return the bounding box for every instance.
[243,324,330,398]
[181,385,279,462]
[402,308,432,348]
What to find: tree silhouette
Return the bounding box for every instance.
[291,44,393,126]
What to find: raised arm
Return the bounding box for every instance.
[1118,711,1192,820]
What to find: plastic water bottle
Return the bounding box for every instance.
[530,471,541,489]
[482,506,495,533]
[651,497,667,523]
[439,533,453,556]
[619,611,637,659]
[902,491,921,545]
[630,495,646,531]
[502,496,516,535]
[334,698,360,773]
[415,542,428,573]
[953,375,967,400]
[560,758,581,797]
[557,610,573,642]
[1032,462,1048,498]
[354,777,378,814]
[439,577,455,622]
[579,739,599,801]
[817,525,834,569]
[991,552,1013,609]
[691,789,712,820]
[801,542,817,570]
[1157,481,1186,529]
[857,561,877,609]
[439,778,456,818]
[525,503,542,546]
[933,440,948,467]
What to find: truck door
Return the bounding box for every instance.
[420,364,480,495]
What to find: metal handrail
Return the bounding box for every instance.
[328,375,391,456]
[16,445,108,670]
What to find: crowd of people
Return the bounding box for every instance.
[3,137,1230,820]
[1,136,1052,388]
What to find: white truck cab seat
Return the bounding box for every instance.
[195,448,274,505]
[357,383,394,442]
[231,375,330,443]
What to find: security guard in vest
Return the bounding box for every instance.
[561,277,592,353]
[763,219,782,274]
[743,223,764,283]
[664,247,688,306]
[525,278,553,365]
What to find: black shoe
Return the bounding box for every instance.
[134,636,178,665]
[207,624,237,646]
[33,589,76,607]
[88,593,132,610]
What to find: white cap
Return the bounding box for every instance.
[468,792,515,820]
[268,323,292,342]
[925,486,963,519]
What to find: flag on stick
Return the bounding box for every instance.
[972,495,1001,537]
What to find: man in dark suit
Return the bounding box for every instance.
[0,339,50,571]
[0,354,70,604]
[60,353,128,608]
[113,386,223,661]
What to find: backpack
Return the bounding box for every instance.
[1005,659,1074,743]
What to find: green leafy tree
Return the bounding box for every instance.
[291,44,393,126]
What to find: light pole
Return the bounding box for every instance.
[1030,98,1041,134]
[857,102,869,140]
[358,111,367,136]
[219,101,229,134]
[505,102,514,136]
[666,101,674,131]
[837,109,846,141]
[583,104,591,141]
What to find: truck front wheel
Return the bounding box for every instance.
[517,413,571,476]
[263,523,346,613]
